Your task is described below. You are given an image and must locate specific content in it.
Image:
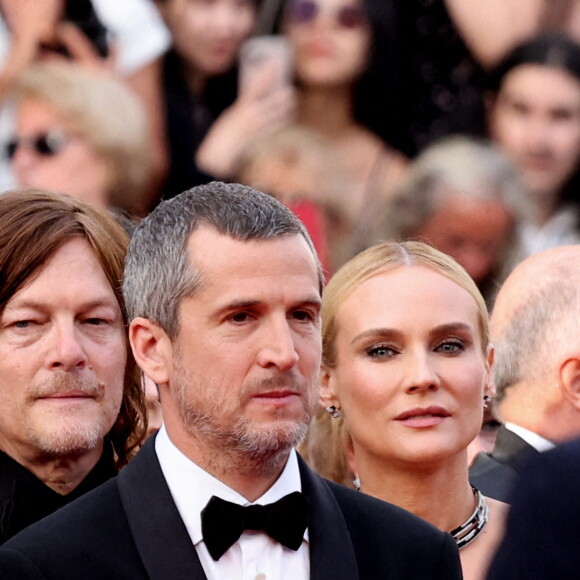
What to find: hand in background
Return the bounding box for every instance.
[196,63,296,179]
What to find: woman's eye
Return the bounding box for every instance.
[436,340,464,354]
[365,345,396,359]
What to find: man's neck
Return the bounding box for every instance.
[0,442,103,495]
[166,425,290,502]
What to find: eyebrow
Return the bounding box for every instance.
[214,295,321,315]
[350,322,474,346]
[4,297,120,312]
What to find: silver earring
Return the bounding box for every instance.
[325,405,342,419]
[483,395,491,409]
[352,476,361,491]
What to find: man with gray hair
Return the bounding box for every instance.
[0,182,461,579]
[470,244,580,502]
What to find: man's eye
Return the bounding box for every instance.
[229,312,251,323]
[290,310,315,322]
[13,320,33,329]
[85,318,107,326]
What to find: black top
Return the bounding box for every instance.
[0,437,462,579]
[395,0,486,156]
[0,444,116,544]
[161,51,239,199]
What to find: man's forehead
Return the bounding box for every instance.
[3,238,119,309]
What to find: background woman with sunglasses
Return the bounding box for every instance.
[6,61,151,215]
[279,0,409,256]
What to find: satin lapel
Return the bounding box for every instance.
[493,426,541,470]
[117,437,208,580]
[298,456,360,580]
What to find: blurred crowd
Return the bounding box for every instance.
[1,1,580,578]
[1,0,579,292]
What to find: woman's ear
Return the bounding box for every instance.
[320,364,340,408]
[484,345,496,398]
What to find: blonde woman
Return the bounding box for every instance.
[317,240,507,580]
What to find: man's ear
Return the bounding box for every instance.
[129,317,173,386]
[558,355,580,411]
[319,364,340,409]
[484,345,496,398]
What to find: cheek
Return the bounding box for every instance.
[333,362,395,417]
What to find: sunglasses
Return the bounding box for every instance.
[5,131,72,160]
[290,0,365,29]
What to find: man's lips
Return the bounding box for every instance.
[395,406,451,427]
[252,390,301,406]
[37,390,94,400]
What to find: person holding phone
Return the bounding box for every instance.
[154,0,297,197]
[279,0,409,255]
[0,0,170,202]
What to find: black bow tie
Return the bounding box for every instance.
[201,492,309,561]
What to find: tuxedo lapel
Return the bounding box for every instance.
[298,456,360,580]
[117,437,208,580]
[492,425,541,470]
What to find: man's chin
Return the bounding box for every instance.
[26,422,105,458]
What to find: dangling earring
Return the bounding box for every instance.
[483,395,491,409]
[325,405,342,419]
[352,475,361,491]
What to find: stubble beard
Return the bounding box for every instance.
[173,357,316,473]
[26,373,115,457]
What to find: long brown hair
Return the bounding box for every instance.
[0,189,146,467]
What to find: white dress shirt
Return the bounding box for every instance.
[504,422,556,453]
[155,426,309,580]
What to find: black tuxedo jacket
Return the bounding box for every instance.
[469,425,541,503]
[486,438,580,579]
[0,437,461,579]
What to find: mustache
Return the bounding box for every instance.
[28,373,103,401]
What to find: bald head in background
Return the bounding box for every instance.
[470,245,580,502]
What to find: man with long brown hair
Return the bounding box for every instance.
[0,189,146,544]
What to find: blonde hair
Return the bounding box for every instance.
[322,240,489,368]
[12,62,151,213]
[306,240,489,486]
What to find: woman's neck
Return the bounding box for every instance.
[297,85,357,138]
[356,451,476,532]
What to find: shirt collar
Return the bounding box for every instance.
[504,422,556,453]
[155,425,306,546]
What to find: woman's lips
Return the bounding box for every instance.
[395,406,451,428]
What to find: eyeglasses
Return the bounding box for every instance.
[289,0,365,29]
[5,131,72,160]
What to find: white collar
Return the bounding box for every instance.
[155,425,307,546]
[504,422,556,453]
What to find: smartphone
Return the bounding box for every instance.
[239,35,293,95]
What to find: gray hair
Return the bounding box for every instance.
[383,135,533,239]
[493,273,580,401]
[123,181,322,338]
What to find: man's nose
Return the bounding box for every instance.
[256,318,299,371]
[47,321,89,371]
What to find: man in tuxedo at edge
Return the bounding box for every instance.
[0,182,461,579]
[470,245,580,502]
